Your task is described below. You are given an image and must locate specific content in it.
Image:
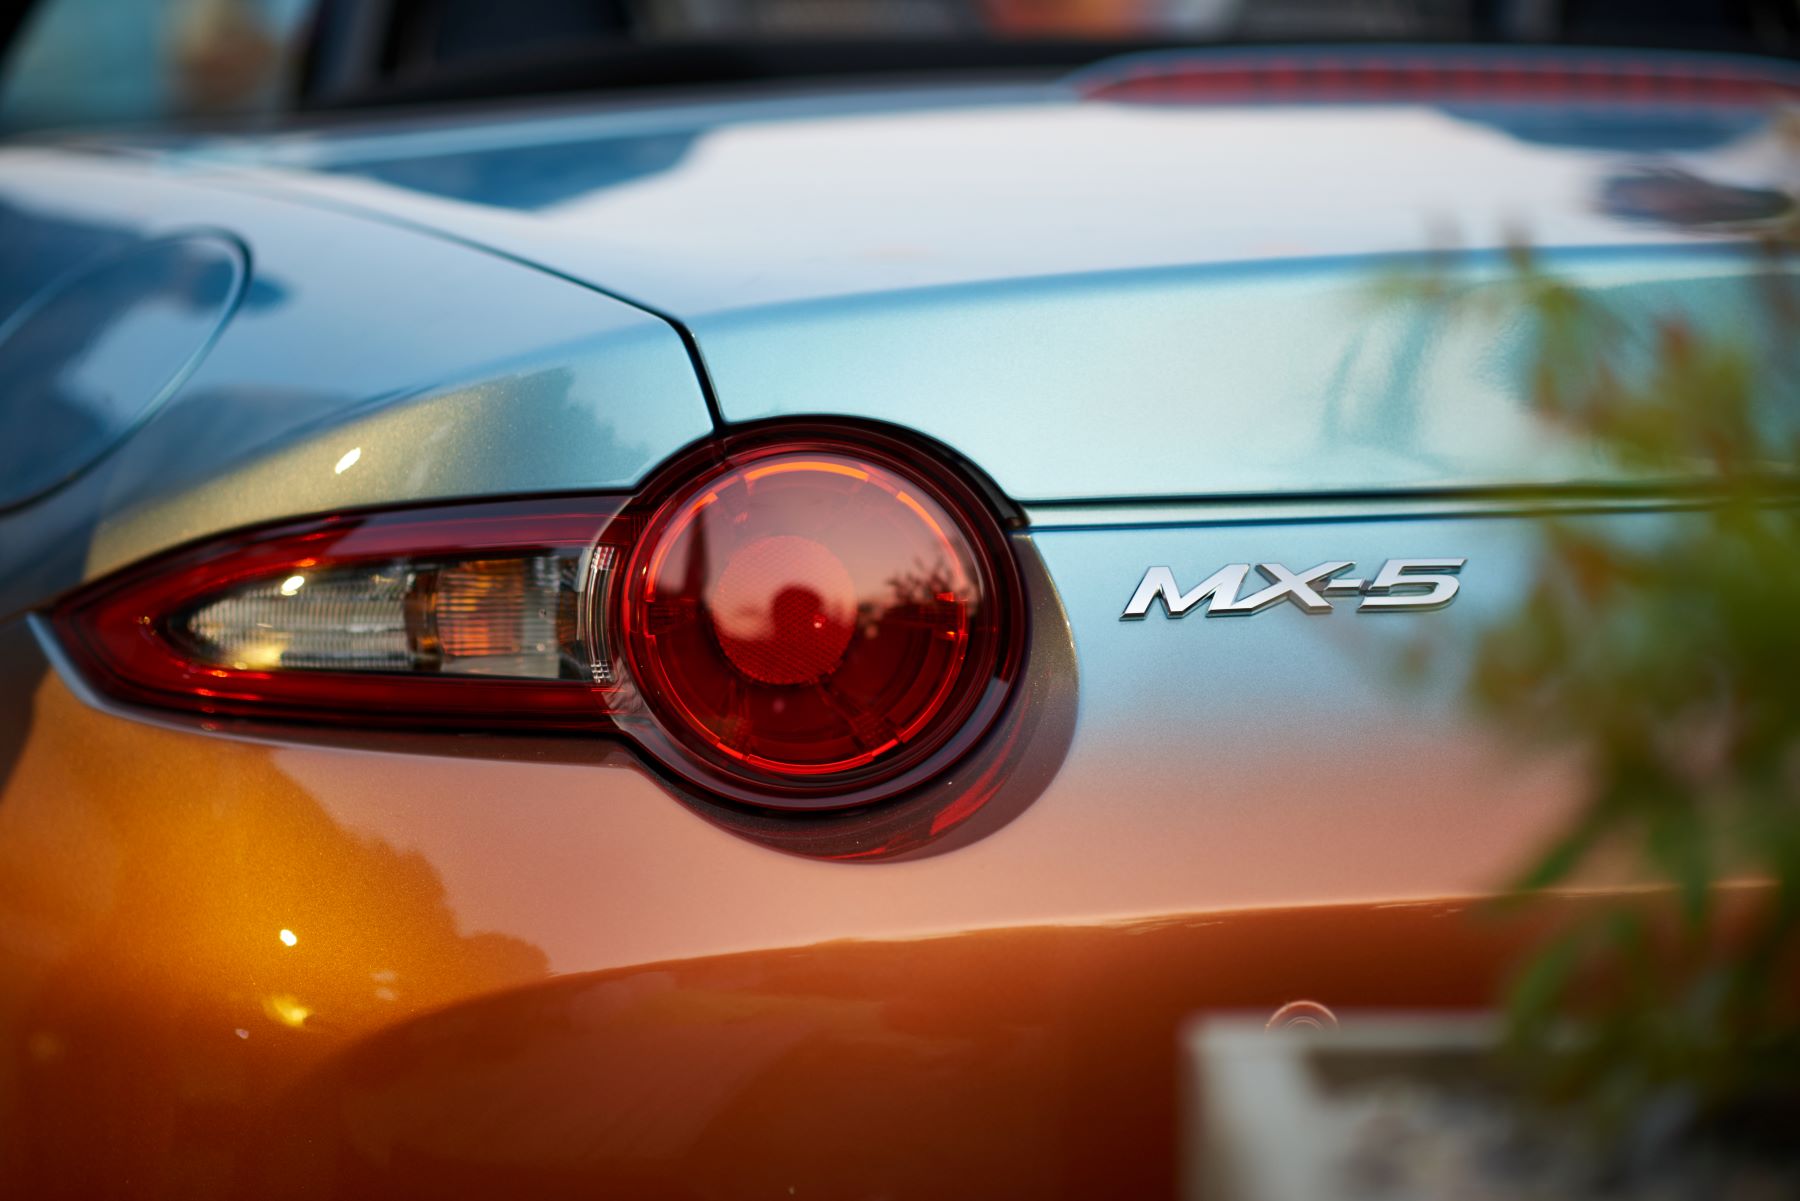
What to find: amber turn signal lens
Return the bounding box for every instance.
[620,441,1022,807]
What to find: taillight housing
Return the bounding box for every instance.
[54,427,1026,811]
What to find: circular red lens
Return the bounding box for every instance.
[620,441,1020,806]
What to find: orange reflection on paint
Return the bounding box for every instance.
[0,630,1622,1200]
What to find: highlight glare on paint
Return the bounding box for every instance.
[278,928,297,947]
[333,446,361,474]
[262,993,312,1028]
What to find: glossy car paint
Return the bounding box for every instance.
[0,151,710,613]
[169,54,1800,501]
[0,232,246,511]
[2,51,1795,1199]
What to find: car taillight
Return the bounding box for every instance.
[54,429,1025,810]
[621,442,1021,803]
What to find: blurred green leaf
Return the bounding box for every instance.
[1386,223,1800,1126]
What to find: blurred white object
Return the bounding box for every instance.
[1187,1015,1504,1201]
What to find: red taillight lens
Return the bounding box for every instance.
[53,431,1025,810]
[620,443,1020,803]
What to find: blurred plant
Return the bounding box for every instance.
[1390,217,1800,1133]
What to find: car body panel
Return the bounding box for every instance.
[127,69,1800,501]
[2,495,1678,1195]
[670,248,1794,501]
[0,231,247,512]
[0,150,712,615]
[0,629,1545,1200]
[2,47,1795,1200]
[185,72,1778,313]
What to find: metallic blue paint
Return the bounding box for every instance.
[0,151,712,616]
[0,233,246,511]
[106,71,1799,501]
[670,248,1794,501]
[1,65,1792,612]
[195,81,1788,312]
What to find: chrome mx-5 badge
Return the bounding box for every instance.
[1121,559,1465,619]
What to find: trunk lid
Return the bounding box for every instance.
[131,50,1800,501]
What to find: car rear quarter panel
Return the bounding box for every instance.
[0,150,712,618]
[0,97,1781,1198]
[0,496,1672,1198]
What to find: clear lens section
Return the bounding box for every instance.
[185,567,413,671]
[177,548,609,680]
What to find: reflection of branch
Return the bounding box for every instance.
[884,558,955,608]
